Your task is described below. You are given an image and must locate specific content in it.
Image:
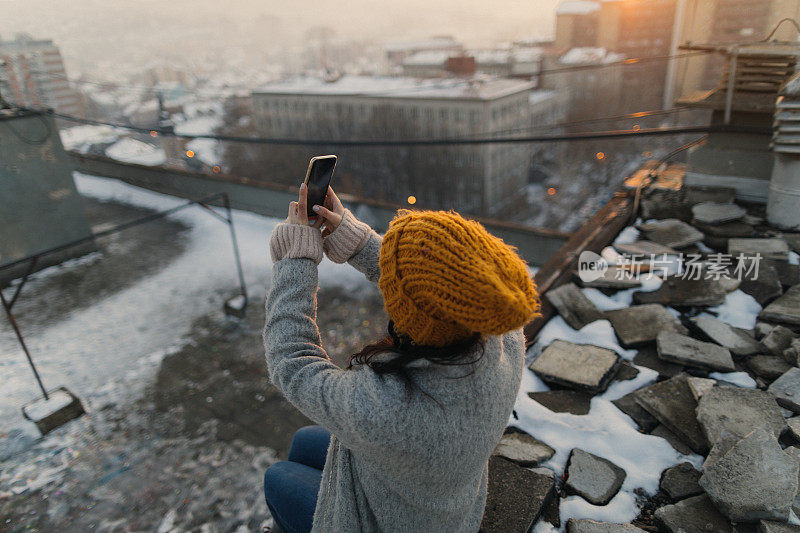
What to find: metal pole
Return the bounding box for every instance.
[0,290,49,400]
[223,194,248,302]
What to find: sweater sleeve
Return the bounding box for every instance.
[346,231,382,284]
[263,257,405,448]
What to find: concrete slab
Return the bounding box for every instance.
[634,276,736,307]
[606,304,688,348]
[660,462,703,501]
[784,338,800,367]
[481,456,555,533]
[781,233,800,253]
[633,346,685,379]
[684,185,736,206]
[759,521,800,533]
[700,427,799,522]
[762,325,799,356]
[691,202,747,224]
[545,282,605,330]
[729,238,790,261]
[637,219,704,249]
[769,368,800,413]
[686,376,716,401]
[577,266,642,290]
[654,495,733,533]
[696,387,788,444]
[493,431,555,467]
[760,286,800,326]
[656,330,736,372]
[612,392,659,432]
[747,355,793,380]
[634,375,708,454]
[528,390,593,415]
[771,260,800,288]
[692,219,754,238]
[787,417,800,441]
[613,240,680,256]
[565,449,627,506]
[566,519,646,533]
[530,340,619,393]
[740,263,784,306]
[704,429,742,470]
[650,424,695,455]
[690,315,763,356]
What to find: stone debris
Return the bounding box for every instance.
[785,446,800,518]
[634,375,708,454]
[729,238,790,261]
[529,340,619,393]
[695,387,788,444]
[691,201,747,224]
[756,322,776,339]
[699,428,799,522]
[772,260,800,289]
[634,276,737,307]
[686,376,716,401]
[613,240,679,256]
[784,338,800,367]
[564,449,627,506]
[787,418,800,441]
[492,431,555,467]
[528,390,593,415]
[768,368,800,413]
[637,219,704,249]
[783,233,800,253]
[748,355,793,381]
[611,391,659,432]
[565,518,646,532]
[763,325,799,357]
[614,361,639,381]
[480,456,555,533]
[759,521,800,533]
[684,185,736,205]
[740,263,785,305]
[654,495,733,533]
[633,346,684,379]
[704,429,742,469]
[693,218,754,238]
[605,304,688,348]
[760,285,800,326]
[545,282,605,330]
[659,462,703,501]
[577,266,643,290]
[690,315,763,356]
[656,330,736,372]
[650,424,694,455]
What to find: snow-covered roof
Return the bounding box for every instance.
[254,76,534,101]
[560,47,625,65]
[59,125,121,152]
[556,0,601,15]
[105,138,166,166]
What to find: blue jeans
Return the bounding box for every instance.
[264,425,331,533]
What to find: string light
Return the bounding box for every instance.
[547,187,557,196]
[150,130,158,138]
[596,152,605,160]
[186,150,194,158]
[632,124,641,132]
[407,195,417,205]
[212,165,221,173]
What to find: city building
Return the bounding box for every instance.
[542,47,624,120]
[251,76,535,215]
[383,36,463,69]
[401,48,543,82]
[0,33,83,116]
[554,1,601,50]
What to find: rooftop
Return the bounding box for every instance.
[253,75,535,100]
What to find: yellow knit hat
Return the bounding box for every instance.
[378,209,541,347]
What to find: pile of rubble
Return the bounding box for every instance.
[482,183,800,532]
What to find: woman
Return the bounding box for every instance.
[263,183,540,533]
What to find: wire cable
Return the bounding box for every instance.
[29,107,768,147]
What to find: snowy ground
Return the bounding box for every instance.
[1,174,386,531]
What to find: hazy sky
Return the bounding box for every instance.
[1,0,560,75]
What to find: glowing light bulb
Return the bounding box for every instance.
[212,165,221,173]
[150,130,158,138]
[596,152,605,160]
[632,124,641,132]
[186,150,195,158]
[407,195,417,205]
[547,187,556,196]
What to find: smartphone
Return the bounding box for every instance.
[303,155,337,217]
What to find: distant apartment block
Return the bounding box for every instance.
[252,76,535,215]
[401,48,543,82]
[383,36,463,69]
[551,0,800,111]
[0,33,83,116]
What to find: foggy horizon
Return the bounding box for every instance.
[1,0,559,78]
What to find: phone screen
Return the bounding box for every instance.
[305,156,336,217]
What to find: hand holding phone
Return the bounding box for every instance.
[312,187,345,237]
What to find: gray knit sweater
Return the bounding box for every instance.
[263,213,525,533]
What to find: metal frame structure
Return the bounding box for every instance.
[1,192,248,401]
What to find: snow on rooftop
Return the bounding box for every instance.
[254,75,534,100]
[560,47,624,65]
[556,0,601,15]
[60,125,121,152]
[105,138,166,166]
